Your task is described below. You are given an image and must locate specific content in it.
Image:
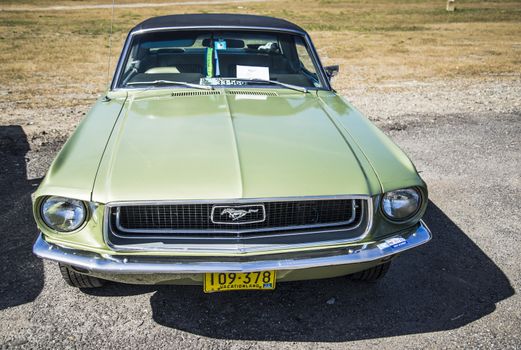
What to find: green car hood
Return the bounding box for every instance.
[317,91,424,192]
[91,90,382,203]
[37,89,424,204]
[35,94,127,201]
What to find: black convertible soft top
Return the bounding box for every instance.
[131,13,306,34]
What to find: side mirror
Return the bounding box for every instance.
[325,65,339,80]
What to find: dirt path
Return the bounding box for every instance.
[0,0,266,12]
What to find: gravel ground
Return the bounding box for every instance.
[0,77,520,349]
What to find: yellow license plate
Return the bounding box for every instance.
[204,271,276,293]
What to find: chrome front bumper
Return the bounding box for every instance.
[33,221,431,274]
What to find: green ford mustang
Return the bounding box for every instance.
[32,14,431,292]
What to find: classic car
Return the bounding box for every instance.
[32,14,431,292]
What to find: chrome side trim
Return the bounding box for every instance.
[103,195,372,251]
[33,221,431,274]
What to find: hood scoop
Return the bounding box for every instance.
[226,90,278,97]
[171,90,222,97]
[169,90,279,98]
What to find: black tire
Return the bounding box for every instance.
[350,261,392,282]
[59,264,105,288]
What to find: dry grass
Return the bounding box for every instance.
[0,0,520,109]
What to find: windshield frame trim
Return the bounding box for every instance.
[110,26,332,92]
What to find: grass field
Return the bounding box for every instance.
[0,0,520,110]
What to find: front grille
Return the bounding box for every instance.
[110,198,364,238]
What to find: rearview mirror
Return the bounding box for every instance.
[325,65,339,80]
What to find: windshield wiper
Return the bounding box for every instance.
[216,78,308,93]
[126,80,213,90]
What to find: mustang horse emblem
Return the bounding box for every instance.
[221,208,259,221]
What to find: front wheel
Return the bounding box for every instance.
[349,261,392,282]
[59,264,105,288]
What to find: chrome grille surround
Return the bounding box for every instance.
[113,199,360,236]
[103,195,373,253]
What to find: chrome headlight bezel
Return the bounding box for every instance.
[381,187,422,222]
[40,196,88,233]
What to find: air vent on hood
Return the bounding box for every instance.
[226,90,278,96]
[171,90,222,97]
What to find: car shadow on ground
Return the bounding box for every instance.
[0,126,43,310]
[87,200,514,341]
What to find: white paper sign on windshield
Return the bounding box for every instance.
[236,65,270,80]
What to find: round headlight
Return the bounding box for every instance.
[40,196,86,232]
[382,188,421,220]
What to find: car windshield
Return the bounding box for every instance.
[116,30,325,90]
